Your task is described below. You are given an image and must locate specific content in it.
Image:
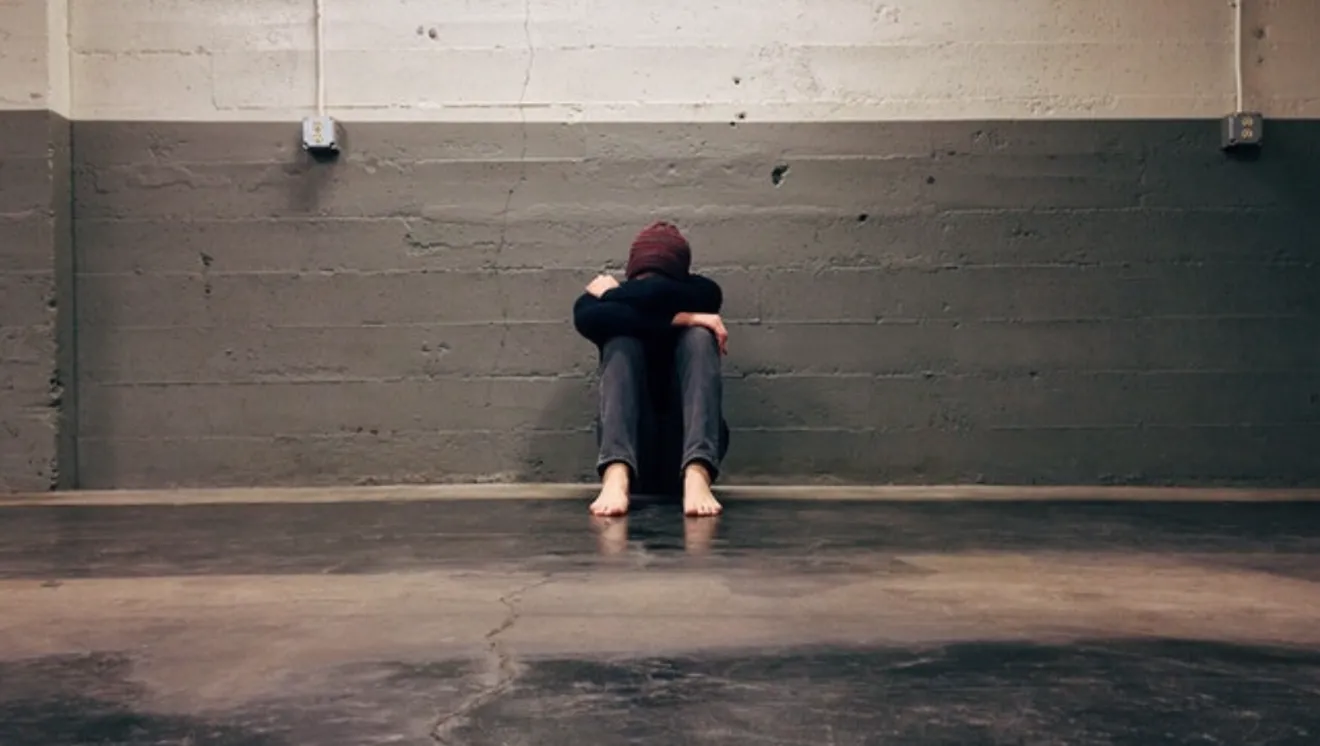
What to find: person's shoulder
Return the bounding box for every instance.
[685,273,723,311]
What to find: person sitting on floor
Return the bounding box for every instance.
[572,221,730,518]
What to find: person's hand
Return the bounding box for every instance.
[586,274,620,298]
[675,312,729,356]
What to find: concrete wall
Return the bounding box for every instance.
[70,118,1320,487]
[9,0,1320,488]
[0,0,73,491]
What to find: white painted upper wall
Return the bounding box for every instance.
[65,0,1320,121]
[46,0,71,115]
[0,0,48,109]
[0,0,70,114]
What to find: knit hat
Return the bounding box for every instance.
[626,221,692,280]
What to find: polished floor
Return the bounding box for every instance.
[2,492,1319,745]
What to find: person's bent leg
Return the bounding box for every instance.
[592,336,647,516]
[674,327,725,516]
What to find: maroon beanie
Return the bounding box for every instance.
[626,221,692,280]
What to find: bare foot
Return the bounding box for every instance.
[682,463,723,517]
[590,463,631,516]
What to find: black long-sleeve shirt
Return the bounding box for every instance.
[572,274,723,348]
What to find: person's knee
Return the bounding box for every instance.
[677,326,718,357]
[601,336,647,377]
[602,335,645,361]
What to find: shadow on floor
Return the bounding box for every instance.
[0,654,285,746]
[4,639,1319,746]
[455,638,1320,746]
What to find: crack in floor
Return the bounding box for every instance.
[430,575,553,745]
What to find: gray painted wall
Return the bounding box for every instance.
[33,119,1320,487]
[0,110,71,491]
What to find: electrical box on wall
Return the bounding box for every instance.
[1221,112,1263,150]
[302,116,339,155]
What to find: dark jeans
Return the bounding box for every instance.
[596,327,730,494]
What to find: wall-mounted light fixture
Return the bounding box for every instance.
[302,0,340,157]
[1222,0,1262,151]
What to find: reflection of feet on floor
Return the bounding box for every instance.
[682,464,723,517]
[591,515,629,556]
[684,516,719,555]
[590,464,630,516]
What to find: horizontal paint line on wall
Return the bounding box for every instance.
[82,373,1320,387]
[70,271,1318,326]
[84,375,605,386]
[70,41,1251,54]
[79,369,1320,386]
[68,208,1308,232]
[72,205,1305,218]
[75,426,1320,443]
[63,101,1319,124]
[74,259,1320,278]
[75,315,1320,333]
[6,483,1320,507]
[72,425,1320,448]
[70,259,1318,276]
[63,183,1157,219]
[73,370,1320,436]
[60,151,1179,167]
[79,326,1320,382]
[70,213,1318,276]
[75,421,1320,437]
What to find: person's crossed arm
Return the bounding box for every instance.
[572,273,728,354]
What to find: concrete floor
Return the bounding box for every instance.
[2,489,1319,745]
